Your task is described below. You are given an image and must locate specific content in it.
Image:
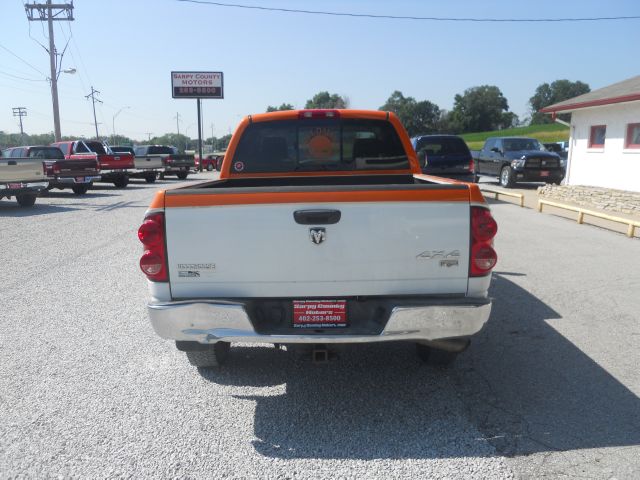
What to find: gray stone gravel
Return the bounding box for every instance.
[1,174,638,478]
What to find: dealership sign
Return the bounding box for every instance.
[171,71,223,99]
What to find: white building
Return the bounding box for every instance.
[541,75,640,192]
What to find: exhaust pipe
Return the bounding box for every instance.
[312,345,329,364]
[418,338,470,353]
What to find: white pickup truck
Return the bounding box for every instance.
[0,150,48,207]
[139,110,498,368]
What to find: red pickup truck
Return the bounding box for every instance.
[52,140,134,188]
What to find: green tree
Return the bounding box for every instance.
[451,85,512,133]
[266,103,295,112]
[305,91,348,109]
[216,134,232,150]
[529,79,590,124]
[379,91,441,137]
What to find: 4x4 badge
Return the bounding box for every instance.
[309,228,326,245]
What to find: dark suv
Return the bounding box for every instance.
[410,135,474,181]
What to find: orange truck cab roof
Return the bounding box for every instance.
[219,109,422,179]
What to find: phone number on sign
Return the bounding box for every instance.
[297,315,343,322]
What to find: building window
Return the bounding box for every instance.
[589,125,606,148]
[625,123,640,149]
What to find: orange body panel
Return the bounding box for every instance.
[148,190,166,210]
[164,188,469,208]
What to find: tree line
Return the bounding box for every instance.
[1,79,588,150]
[268,79,589,137]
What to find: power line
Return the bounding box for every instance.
[175,0,640,22]
[0,69,47,82]
[0,43,47,77]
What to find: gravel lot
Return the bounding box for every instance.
[1,173,639,479]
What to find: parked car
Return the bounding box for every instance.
[132,145,194,179]
[474,136,564,187]
[2,145,99,195]
[411,134,474,181]
[52,140,134,188]
[0,149,48,207]
[139,109,498,369]
[199,152,225,171]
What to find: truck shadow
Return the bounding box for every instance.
[0,203,81,217]
[42,191,118,199]
[198,273,640,459]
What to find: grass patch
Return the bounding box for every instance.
[462,124,569,150]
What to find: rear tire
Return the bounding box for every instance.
[499,166,515,188]
[72,185,89,195]
[472,171,480,183]
[206,163,213,171]
[145,173,157,183]
[416,343,459,367]
[113,175,129,188]
[177,171,188,180]
[16,193,37,207]
[185,342,230,368]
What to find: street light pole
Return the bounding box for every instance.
[112,106,130,145]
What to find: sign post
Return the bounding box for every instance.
[171,71,224,171]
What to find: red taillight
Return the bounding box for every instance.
[471,207,498,242]
[53,163,61,174]
[471,244,498,275]
[138,218,163,247]
[468,158,474,172]
[165,156,173,165]
[138,212,167,281]
[298,109,341,120]
[470,207,498,277]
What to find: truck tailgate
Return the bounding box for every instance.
[134,156,164,169]
[0,158,45,183]
[165,190,470,298]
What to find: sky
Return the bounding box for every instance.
[1,0,639,142]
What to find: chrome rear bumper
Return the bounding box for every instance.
[147,299,491,344]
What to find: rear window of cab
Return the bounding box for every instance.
[231,119,409,173]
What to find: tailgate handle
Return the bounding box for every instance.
[294,209,341,225]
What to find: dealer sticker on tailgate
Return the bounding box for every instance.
[293,300,347,328]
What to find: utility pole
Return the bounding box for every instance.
[146,132,153,142]
[24,1,74,142]
[13,107,27,141]
[211,123,214,150]
[197,99,203,171]
[85,86,102,139]
[174,112,181,136]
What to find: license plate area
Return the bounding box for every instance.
[8,183,25,189]
[75,176,85,183]
[293,300,347,328]
[540,170,550,177]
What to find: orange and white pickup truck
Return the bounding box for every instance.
[138,109,498,368]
